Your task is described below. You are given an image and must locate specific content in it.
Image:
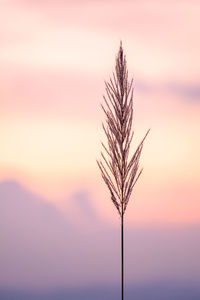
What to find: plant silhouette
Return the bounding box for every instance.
[97,42,150,300]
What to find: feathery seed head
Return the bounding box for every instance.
[97,43,150,216]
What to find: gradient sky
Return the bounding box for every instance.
[0,0,200,290]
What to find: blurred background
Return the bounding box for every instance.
[0,0,200,299]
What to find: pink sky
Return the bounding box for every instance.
[0,0,200,290]
[0,0,200,225]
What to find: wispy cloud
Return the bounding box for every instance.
[166,82,200,101]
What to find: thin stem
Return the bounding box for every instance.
[121,212,124,300]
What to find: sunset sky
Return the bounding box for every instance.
[0,0,200,292]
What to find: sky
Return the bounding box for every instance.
[0,0,200,293]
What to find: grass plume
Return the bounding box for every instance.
[97,42,149,300]
[97,42,150,217]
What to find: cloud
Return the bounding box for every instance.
[135,79,200,102]
[0,180,200,289]
[166,82,200,101]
